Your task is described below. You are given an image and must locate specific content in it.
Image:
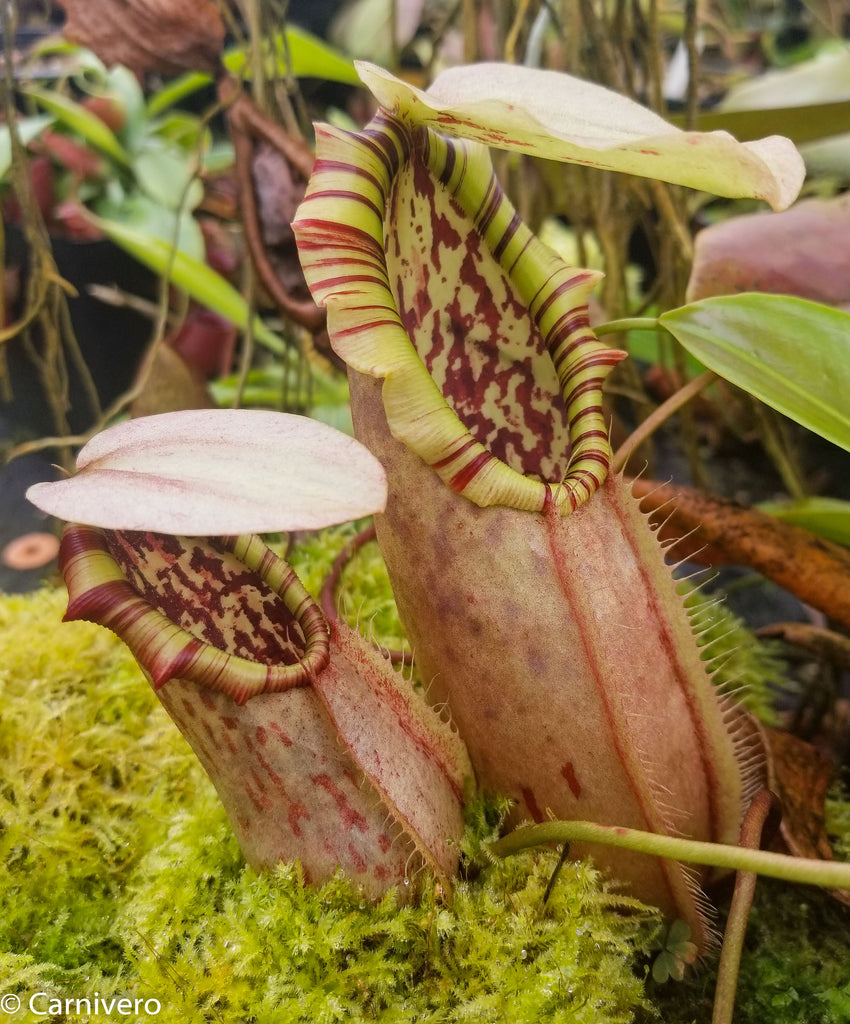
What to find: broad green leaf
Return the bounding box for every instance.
[22,86,131,167]
[102,64,147,148]
[93,193,205,261]
[758,497,850,547]
[92,213,285,353]
[150,110,206,150]
[133,136,204,212]
[145,71,211,117]
[26,410,387,534]
[356,62,804,211]
[0,115,53,180]
[660,294,850,453]
[223,27,360,84]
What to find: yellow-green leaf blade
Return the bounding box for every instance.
[660,294,850,452]
[22,86,131,167]
[757,497,850,547]
[147,27,358,117]
[92,214,285,353]
[356,62,804,211]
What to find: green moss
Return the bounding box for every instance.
[2,546,849,1023]
[645,882,850,1024]
[684,587,788,724]
[0,587,657,1023]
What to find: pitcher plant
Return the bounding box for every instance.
[29,411,473,896]
[28,60,825,954]
[291,61,805,951]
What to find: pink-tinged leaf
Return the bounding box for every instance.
[27,410,387,535]
[687,194,850,308]
[356,61,804,211]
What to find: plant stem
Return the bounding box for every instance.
[594,316,659,336]
[712,791,777,1024]
[612,368,718,473]
[489,819,850,889]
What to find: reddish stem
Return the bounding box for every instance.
[222,82,326,333]
[321,524,412,667]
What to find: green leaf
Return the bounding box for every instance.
[757,497,850,547]
[133,136,204,212]
[92,214,286,353]
[102,64,147,148]
[224,26,360,84]
[624,326,708,378]
[0,115,54,180]
[660,294,850,453]
[356,62,804,211]
[145,72,211,118]
[22,87,132,167]
[93,193,205,262]
[149,110,206,150]
[672,100,850,147]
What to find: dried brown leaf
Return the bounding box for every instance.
[58,0,225,76]
[761,725,850,907]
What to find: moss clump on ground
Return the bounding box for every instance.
[645,882,850,1024]
[0,586,658,1023]
[2,545,849,1023]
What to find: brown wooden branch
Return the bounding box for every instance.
[629,477,850,632]
[321,524,412,667]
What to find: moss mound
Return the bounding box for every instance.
[0,586,657,1023]
[1,531,848,1023]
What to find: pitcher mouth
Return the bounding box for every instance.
[294,112,626,516]
[60,525,330,705]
